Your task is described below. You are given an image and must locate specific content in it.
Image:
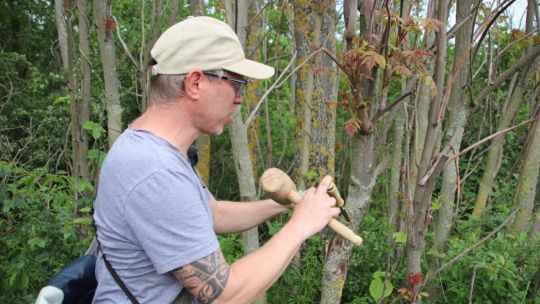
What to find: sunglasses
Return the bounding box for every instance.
[203,71,247,98]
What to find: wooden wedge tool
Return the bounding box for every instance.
[260,168,363,246]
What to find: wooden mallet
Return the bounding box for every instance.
[260,168,363,246]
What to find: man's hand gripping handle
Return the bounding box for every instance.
[260,168,363,246]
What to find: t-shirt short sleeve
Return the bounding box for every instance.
[124,168,219,274]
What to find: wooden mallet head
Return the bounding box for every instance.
[259,168,297,205]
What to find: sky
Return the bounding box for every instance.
[505,0,529,29]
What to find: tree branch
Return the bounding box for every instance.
[446,116,538,165]
[113,16,141,72]
[245,51,298,127]
[372,89,415,123]
[475,43,540,102]
[434,208,519,276]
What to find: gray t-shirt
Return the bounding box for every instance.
[92,129,219,303]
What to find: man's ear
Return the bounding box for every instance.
[184,70,203,100]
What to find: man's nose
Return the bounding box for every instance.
[233,95,243,105]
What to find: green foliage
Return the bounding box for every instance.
[369,271,393,301]
[268,236,325,304]
[433,228,539,303]
[0,162,92,303]
[83,121,105,140]
[392,231,407,244]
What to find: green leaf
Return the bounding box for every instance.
[79,206,92,213]
[83,121,105,140]
[370,277,384,300]
[369,277,393,300]
[431,200,441,211]
[53,95,70,105]
[73,217,92,226]
[393,231,407,243]
[88,149,107,166]
[304,170,318,180]
[75,180,94,194]
[373,271,386,279]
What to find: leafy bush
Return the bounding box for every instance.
[0,161,93,303]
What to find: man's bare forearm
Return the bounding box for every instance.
[211,198,288,234]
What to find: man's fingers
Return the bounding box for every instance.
[316,175,333,194]
[331,207,341,218]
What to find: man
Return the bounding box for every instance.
[93,16,340,303]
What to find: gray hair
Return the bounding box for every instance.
[148,74,186,104]
[147,70,224,104]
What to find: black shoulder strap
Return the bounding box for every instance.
[92,209,140,304]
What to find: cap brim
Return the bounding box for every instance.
[223,59,275,80]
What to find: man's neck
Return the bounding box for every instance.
[130,103,199,156]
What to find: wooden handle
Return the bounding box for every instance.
[287,191,362,246]
[261,168,363,246]
[327,183,345,207]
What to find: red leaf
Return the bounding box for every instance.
[407,272,424,285]
[313,67,330,75]
[422,18,444,32]
[398,288,409,295]
[393,65,413,77]
[344,119,360,137]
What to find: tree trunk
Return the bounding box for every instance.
[309,1,338,179]
[94,0,122,146]
[511,101,540,233]
[471,75,524,217]
[389,102,406,237]
[292,0,314,190]
[77,0,91,183]
[406,0,448,301]
[189,0,204,15]
[389,0,412,238]
[54,0,81,200]
[433,0,473,250]
[321,133,374,304]
[408,0,437,200]
[473,0,538,218]
[169,0,182,26]
[225,2,264,303]
[245,0,264,173]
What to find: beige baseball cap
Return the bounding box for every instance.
[150,16,274,79]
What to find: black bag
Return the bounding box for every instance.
[47,255,97,304]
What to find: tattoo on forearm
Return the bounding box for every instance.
[173,250,230,303]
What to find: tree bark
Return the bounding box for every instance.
[389,102,406,237]
[245,0,264,173]
[406,0,448,301]
[292,0,314,190]
[511,101,540,233]
[310,2,338,181]
[77,0,91,183]
[54,0,81,200]
[189,0,204,15]
[225,2,264,303]
[321,134,374,304]
[471,74,524,217]
[94,0,123,146]
[434,0,473,250]
[169,0,182,26]
[408,0,437,201]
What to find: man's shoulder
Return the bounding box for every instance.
[105,129,189,172]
